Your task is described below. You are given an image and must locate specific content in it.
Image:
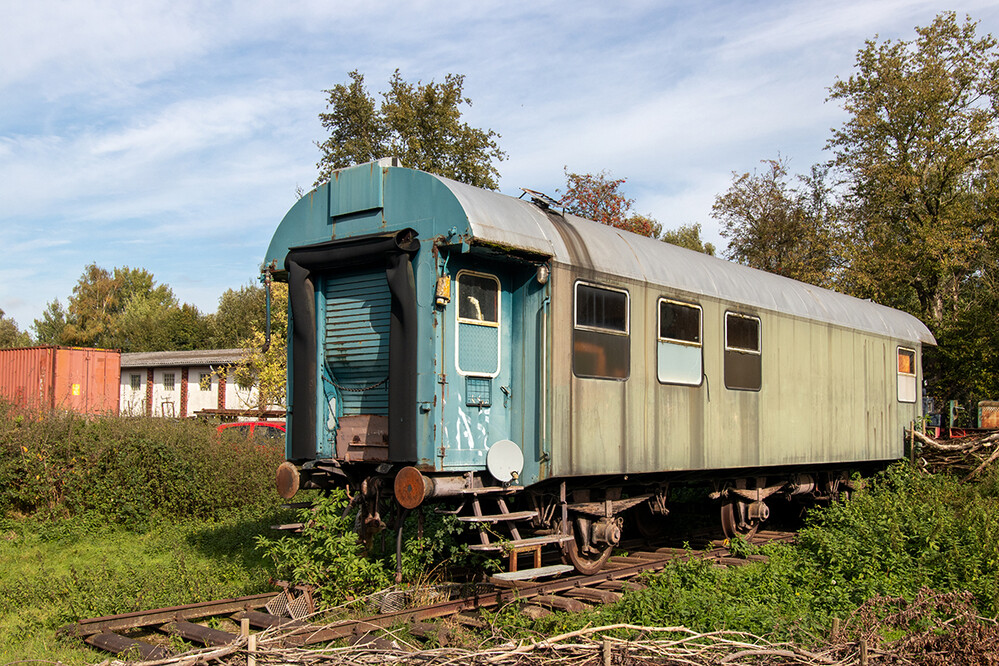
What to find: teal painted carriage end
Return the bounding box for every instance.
[264,161,549,487]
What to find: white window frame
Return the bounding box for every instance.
[658,298,702,347]
[897,346,917,404]
[573,281,630,336]
[724,312,762,354]
[455,269,501,378]
[657,298,703,387]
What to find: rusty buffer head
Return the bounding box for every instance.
[276,461,301,499]
[394,466,431,509]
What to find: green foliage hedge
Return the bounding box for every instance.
[482,463,999,647]
[0,402,285,524]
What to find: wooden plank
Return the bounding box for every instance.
[161,620,238,647]
[531,595,590,612]
[490,564,575,582]
[85,632,170,659]
[564,588,622,604]
[468,534,573,552]
[597,579,647,592]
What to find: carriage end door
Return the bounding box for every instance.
[442,268,512,469]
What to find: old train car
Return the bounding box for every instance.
[264,160,934,575]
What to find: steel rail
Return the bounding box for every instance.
[58,592,277,637]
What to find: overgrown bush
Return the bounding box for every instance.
[0,402,285,524]
[487,463,999,646]
[256,490,481,607]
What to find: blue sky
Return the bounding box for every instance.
[3,0,998,331]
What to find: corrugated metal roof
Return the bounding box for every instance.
[437,176,935,345]
[121,348,248,368]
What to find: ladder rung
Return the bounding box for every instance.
[468,534,573,552]
[457,511,538,523]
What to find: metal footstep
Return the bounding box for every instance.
[491,563,575,582]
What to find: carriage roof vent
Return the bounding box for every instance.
[375,156,403,167]
[520,187,561,212]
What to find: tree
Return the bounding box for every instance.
[661,223,716,256]
[48,264,211,352]
[32,300,67,345]
[0,309,31,348]
[712,158,841,286]
[559,170,663,239]
[210,283,267,348]
[316,70,506,189]
[828,12,999,328]
[226,282,288,412]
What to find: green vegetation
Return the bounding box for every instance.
[315,70,506,189]
[485,463,999,649]
[0,511,280,663]
[256,490,482,607]
[0,403,284,524]
[0,404,288,662]
[2,400,997,661]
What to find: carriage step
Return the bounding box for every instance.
[461,486,522,495]
[270,523,305,532]
[457,510,538,523]
[468,534,574,552]
[490,564,575,582]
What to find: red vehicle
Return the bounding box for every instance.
[216,421,286,442]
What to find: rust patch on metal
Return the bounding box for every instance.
[394,466,427,509]
[276,461,300,499]
[337,415,390,461]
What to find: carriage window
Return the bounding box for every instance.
[658,299,702,385]
[724,312,761,391]
[573,283,629,380]
[897,347,916,403]
[456,271,500,376]
[458,273,499,324]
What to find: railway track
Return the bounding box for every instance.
[61,530,794,661]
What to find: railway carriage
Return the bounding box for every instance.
[264,159,934,575]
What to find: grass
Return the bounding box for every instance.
[0,508,288,664]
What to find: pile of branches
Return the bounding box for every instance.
[98,591,999,666]
[908,429,999,480]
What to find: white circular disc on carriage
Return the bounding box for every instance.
[486,439,524,483]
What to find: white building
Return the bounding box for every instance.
[119,349,283,419]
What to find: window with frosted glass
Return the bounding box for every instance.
[657,299,702,385]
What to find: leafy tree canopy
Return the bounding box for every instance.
[661,223,716,256]
[828,11,999,327]
[38,264,212,352]
[210,283,267,348]
[559,169,664,239]
[713,158,841,287]
[316,70,506,189]
[0,309,31,349]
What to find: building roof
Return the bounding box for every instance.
[120,348,248,369]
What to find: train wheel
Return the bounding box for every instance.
[634,502,668,540]
[720,500,761,540]
[561,522,613,575]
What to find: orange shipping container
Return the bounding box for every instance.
[0,346,120,415]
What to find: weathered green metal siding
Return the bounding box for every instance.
[548,264,920,478]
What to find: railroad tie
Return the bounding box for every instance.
[161,620,238,647]
[84,632,170,660]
